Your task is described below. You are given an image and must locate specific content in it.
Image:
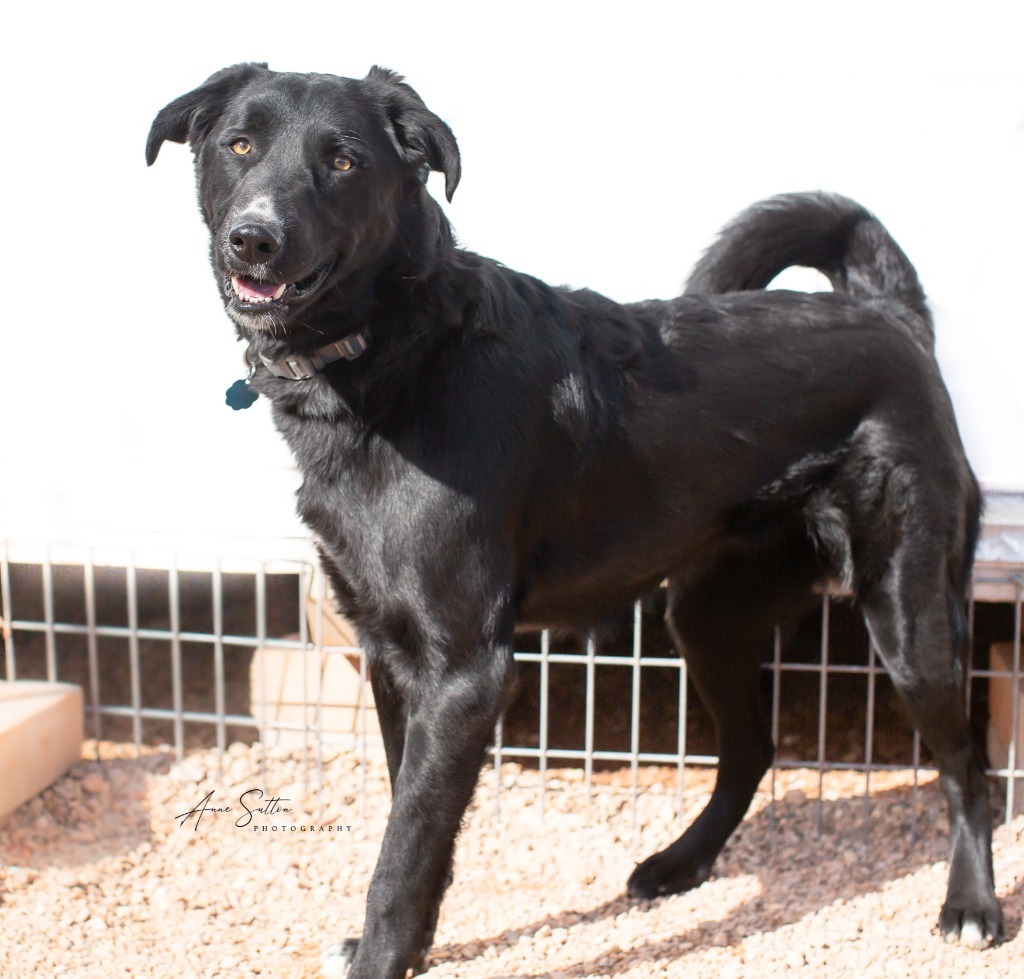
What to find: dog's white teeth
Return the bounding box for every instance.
[230,277,289,305]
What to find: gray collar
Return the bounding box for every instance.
[260,330,371,380]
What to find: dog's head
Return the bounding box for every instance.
[147,64,460,334]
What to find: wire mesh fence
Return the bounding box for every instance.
[1,531,1021,835]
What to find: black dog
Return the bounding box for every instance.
[148,64,1001,977]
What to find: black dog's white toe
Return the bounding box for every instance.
[321,938,359,978]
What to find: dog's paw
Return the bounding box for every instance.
[626,847,712,899]
[938,903,1003,949]
[321,937,360,978]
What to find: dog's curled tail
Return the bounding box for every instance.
[685,192,933,352]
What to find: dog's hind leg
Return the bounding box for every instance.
[856,507,1001,947]
[628,523,820,899]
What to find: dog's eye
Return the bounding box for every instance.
[333,155,354,172]
[230,139,252,156]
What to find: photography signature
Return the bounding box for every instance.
[174,788,293,830]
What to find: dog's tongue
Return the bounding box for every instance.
[235,276,286,300]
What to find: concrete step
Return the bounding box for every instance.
[0,681,83,820]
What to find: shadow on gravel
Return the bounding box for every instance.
[435,779,1022,976]
[0,752,174,870]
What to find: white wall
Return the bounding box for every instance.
[2,0,1022,543]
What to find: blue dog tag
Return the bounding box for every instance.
[226,378,259,410]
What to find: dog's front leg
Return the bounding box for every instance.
[345,639,515,979]
[369,660,408,789]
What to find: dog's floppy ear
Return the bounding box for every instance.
[146,62,269,166]
[366,66,461,202]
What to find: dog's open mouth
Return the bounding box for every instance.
[227,262,334,312]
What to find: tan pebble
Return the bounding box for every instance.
[170,761,206,784]
[81,771,109,794]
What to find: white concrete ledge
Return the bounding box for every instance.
[0,681,83,821]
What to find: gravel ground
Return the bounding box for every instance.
[0,742,1021,978]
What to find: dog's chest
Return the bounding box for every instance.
[287,416,483,607]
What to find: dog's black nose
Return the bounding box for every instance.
[229,224,280,265]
